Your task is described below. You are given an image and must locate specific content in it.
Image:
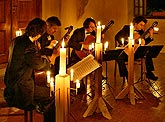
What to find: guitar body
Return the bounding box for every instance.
[124,21,158,55]
[75,20,114,59]
[75,35,95,59]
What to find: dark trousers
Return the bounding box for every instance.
[34,85,55,122]
[103,50,155,78]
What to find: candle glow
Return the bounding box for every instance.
[70,69,74,81]
[96,21,101,43]
[59,39,66,76]
[130,23,134,40]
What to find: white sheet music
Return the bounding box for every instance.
[67,54,101,82]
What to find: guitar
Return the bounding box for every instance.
[49,26,73,64]
[34,26,73,86]
[75,20,114,59]
[124,21,158,55]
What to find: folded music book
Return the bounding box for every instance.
[67,54,101,82]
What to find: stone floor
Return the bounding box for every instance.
[0,53,165,122]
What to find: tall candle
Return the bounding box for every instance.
[50,77,54,96]
[104,41,108,51]
[59,39,66,76]
[130,23,134,40]
[96,21,101,43]
[139,38,141,45]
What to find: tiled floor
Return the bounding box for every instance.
[0,53,165,122]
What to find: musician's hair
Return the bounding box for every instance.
[46,16,61,27]
[133,16,147,24]
[25,18,46,37]
[83,17,96,29]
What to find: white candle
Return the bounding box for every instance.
[59,39,66,76]
[46,71,51,84]
[139,38,141,45]
[16,29,22,37]
[76,80,80,88]
[50,77,54,96]
[104,41,108,51]
[91,43,95,50]
[121,38,124,46]
[96,21,101,43]
[70,69,74,81]
[130,23,134,40]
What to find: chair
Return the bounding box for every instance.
[0,88,33,122]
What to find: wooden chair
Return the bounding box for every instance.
[0,88,33,122]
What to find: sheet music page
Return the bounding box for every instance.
[67,54,101,82]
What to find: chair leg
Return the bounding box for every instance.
[24,110,33,122]
[24,110,28,122]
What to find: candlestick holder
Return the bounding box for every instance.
[55,74,70,122]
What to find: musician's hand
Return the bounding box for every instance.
[82,44,89,50]
[47,40,58,49]
[133,33,140,40]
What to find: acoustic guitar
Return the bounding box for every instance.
[124,21,158,55]
[34,26,73,86]
[49,26,73,65]
[75,20,114,59]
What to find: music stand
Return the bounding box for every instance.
[102,49,124,98]
[136,45,164,97]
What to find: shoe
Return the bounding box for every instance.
[146,71,158,81]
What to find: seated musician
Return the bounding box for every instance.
[4,18,55,122]
[115,16,158,81]
[38,16,62,76]
[68,17,96,94]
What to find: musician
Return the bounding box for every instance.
[68,17,96,65]
[68,17,96,94]
[115,16,158,81]
[38,16,62,76]
[4,18,55,122]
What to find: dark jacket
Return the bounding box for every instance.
[4,34,50,110]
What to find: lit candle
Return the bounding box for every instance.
[139,38,141,45]
[76,80,80,88]
[96,21,101,43]
[154,27,159,31]
[50,77,54,96]
[16,29,22,37]
[46,71,51,85]
[104,41,108,51]
[121,38,124,46]
[70,69,74,81]
[89,44,92,50]
[59,39,66,76]
[76,79,80,95]
[91,43,95,50]
[130,23,134,40]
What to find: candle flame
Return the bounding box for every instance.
[98,21,100,26]
[62,38,65,48]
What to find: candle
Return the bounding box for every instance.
[139,38,141,45]
[46,71,51,84]
[76,79,80,95]
[104,41,108,51]
[76,80,80,88]
[70,69,74,81]
[91,43,95,49]
[59,39,66,76]
[130,23,134,40]
[96,21,101,43]
[121,38,124,46]
[50,77,54,96]
[89,44,92,50]
[16,29,22,37]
